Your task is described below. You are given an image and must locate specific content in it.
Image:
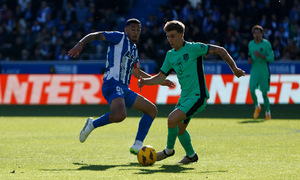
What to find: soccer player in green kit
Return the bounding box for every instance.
[138,20,245,164]
[248,25,274,120]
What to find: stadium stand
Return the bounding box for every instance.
[0,0,299,69]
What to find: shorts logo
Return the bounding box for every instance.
[183,53,189,62]
[116,86,124,95]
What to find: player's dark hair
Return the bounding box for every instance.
[164,20,185,34]
[252,25,263,34]
[126,18,141,27]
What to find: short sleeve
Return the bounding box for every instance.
[103,31,124,44]
[160,52,173,76]
[195,42,209,56]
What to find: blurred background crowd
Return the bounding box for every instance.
[0,0,299,67]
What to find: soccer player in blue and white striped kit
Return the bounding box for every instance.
[68,18,174,155]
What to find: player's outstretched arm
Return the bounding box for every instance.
[138,72,167,88]
[133,68,175,88]
[207,44,245,78]
[68,32,106,58]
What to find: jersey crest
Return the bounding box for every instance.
[183,53,189,62]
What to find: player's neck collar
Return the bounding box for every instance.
[174,41,186,51]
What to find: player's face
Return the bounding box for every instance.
[166,30,184,50]
[125,23,141,43]
[253,29,263,42]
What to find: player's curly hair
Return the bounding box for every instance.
[164,20,185,34]
[252,25,263,34]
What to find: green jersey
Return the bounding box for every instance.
[248,39,274,77]
[161,41,209,99]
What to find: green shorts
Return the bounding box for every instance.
[175,96,208,124]
[249,74,270,93]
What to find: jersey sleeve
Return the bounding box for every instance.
[248,41,252,57]
[160,52,173,76]
[102,31,124,44]
[194,42,209,56]
[265,41,275,62]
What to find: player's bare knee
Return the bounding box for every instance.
[150,105,158,119]
[178,130,185,135]
[167,119,177,128]
[145,103,157,119]
[110,112,126,123]
[178,123,187,135]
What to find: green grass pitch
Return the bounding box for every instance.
[0,117,299,179]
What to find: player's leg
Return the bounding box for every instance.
[156,108,186,161]
[79,80,127,143]
[177,98,207,164]
[79,97,127,143]
[177,121,198,164]
[178,121,195,155]
[129,94,157,154]
[262,91,271,120]
[250,76,261,118]
[260,77,271,120]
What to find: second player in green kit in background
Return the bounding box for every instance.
[248,25,274,120]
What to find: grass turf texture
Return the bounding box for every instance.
[0,117,299,179]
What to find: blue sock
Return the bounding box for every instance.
[92,112,111,128]
[135,114,154,142]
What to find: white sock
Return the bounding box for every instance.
[133,140,143,147]
[265,111,271,115]
[165,148,174,155]
[188,153,196,158]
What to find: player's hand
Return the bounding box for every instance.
[138,76,145,89]
[254,51,265,59]
[160,79,175,88]
[248,57,252,64]
[234,68,245,78]
[68,42,84,58]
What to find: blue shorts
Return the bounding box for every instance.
[102,79,138,108]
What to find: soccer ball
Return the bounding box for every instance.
[137,145,157,166]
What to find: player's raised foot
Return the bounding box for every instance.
[253,105,261,119]
[178,153,198,164]
[156,149,175,161]
[130,141,143,155]
[129,148,138,155]
[79,117,95,143]
[130,145,142,155]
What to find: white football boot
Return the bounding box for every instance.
[79,117,95,143]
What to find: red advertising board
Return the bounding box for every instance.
[0,74,299,104]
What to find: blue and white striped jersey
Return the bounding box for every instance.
[102,31,140,85]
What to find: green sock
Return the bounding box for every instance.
[250,90,258,107]
[262,92,270,112]
[178,130,195,156]
[166,126,178,149]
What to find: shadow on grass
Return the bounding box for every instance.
[73,163,193,174]
[42,162,228,175]
[72,162,193,173]
[238,119,265,124]
[133,164,194,174]
[41,162,194,174]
